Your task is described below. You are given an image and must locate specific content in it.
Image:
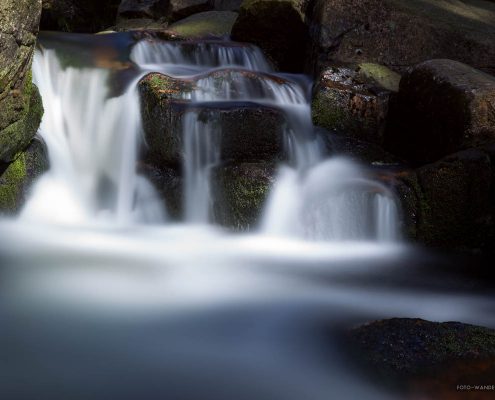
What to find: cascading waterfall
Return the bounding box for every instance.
[24,47,165,225]
[130,39,399,238]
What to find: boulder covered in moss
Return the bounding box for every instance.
[0,137,49,214]
[231,0,309,72]
[385,59,495,165]
[386,148,493,250]
[167,10,238,39]
[307,0,495,75]
[312,63,400,145]
[42,0,121,33]
[212,162,275,230]
[0,0,43,163]
[139,72,286,167]
[347,318,495,397]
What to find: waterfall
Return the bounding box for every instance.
[24,47,165,225]
[21,35,401,240]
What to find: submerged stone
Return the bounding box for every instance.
[347,318,495,397]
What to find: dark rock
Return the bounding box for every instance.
[167,10,238,38]
[306,0,495,75]
[231,0,309,72]
[387,149,493,250]
[139,72,286,167]
[168,0,213,22]
[138,162,182,219]
[1,0,43,163]
[212,0,243,11]
[212,162,275,230]
[385,59,495,165]
[117,0,169,20]
[0,136,49,214]
[312,63,400,145]
[41,0,121,33]
[346,318,495,396]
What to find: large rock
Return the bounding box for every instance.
[0,137,49,214]
[231,0,309,72]
[385,59,495,165]
[388,149,493,250]
[307,0,495,75]
[0,0,43,163]
[212,162,275,230]
[139,72,286,167]
[312,63,400,145]
[41,0,121,33]
[347,318,495,397]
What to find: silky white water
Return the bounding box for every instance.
[3,33,489,400]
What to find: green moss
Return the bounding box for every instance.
[358,63,401,92]
[0,153,27,213]
[0,73,44,163]
[311,91,347,131]
[168,11,238,38]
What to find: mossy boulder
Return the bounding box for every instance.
[42,0,121,33]
[0,137,49,214]
[1,0,43,163]
[139,72,286,167]
[387,148,493,250]
[347,318,495,396]
[231,0,309,72]
[385,59,495,165]
[307,0,495,75]
[312,64,400,145]
[167,11,238,39]
[212,162,275,230]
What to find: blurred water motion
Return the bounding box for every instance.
[1,32,494,400]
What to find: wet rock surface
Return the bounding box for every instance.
[212,162,275,230]
[139,72,286,167]
[312,63,400,145]
[167,10,238,38]
[346,318,495,398]
[385,59,495,166]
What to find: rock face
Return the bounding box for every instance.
[41,0,121,33]
[231,0,309,72]
[385,59,495,165]
[0,0,43,163]
[213,162,274,230]
[312,63,400,145]
[139,72,285,167]
[0,137,49,214]
[307,0,495,75]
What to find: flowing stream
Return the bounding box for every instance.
[0,33,494,400]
